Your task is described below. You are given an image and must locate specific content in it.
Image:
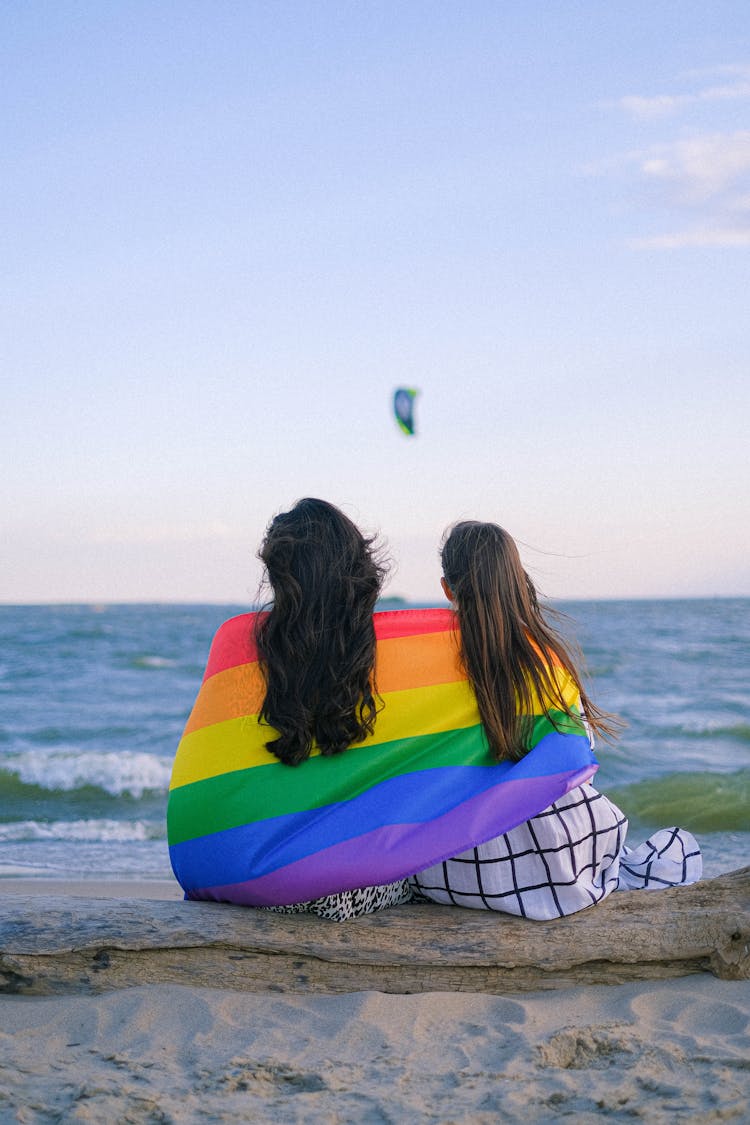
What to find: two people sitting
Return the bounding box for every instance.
[168,498,701,921]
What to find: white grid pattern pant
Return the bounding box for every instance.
[408,784,702,921]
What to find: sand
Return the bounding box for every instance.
[1,878,184,901]
[1,880,749,1124]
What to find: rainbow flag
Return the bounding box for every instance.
[168,608,597,906]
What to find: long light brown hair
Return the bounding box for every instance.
[441,521,620,762]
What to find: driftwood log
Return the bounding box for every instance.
[1,867,748,997]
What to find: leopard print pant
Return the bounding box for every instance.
[263,879,413,921]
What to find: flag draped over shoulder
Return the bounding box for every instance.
[167,608,598,906]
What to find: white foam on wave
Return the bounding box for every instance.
[0,818,164,842]
[131,655,175,669]
[0,862,51,876]
[3,749,172,797]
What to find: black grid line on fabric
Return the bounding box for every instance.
[554,798,579,879]
[409,786,631,915]
[422,792,628,865]
[583,782,600,877]
[441,859,462,906]
[508,839,526,918]
[658,826,690,885]
[411,850,616,903]
[610,818,627,886]
[618,827,701,889]
[526,815,564,916]
[470,847,492,912]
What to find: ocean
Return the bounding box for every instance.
[0,600,747,883]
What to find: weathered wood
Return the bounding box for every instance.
[1,867,748,996]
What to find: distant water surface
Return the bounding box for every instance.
[0,600,747,881]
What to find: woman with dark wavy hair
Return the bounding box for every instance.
[256,497,386,767]
[253,497,412,919]
[409,520,702,919]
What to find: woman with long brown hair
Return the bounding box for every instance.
[409,521,702,919]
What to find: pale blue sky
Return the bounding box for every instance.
[3,2,749,602]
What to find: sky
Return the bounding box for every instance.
[3,1,749,604]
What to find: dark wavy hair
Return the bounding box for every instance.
[254,498,388,766]
[441,521,621,762]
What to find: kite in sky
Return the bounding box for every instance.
[393,387,418,436]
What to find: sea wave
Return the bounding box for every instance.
[649,721,750,743]
[608,768,750,833]
[5,724,140,747]
[128,655,176,670]
[0,818,165,843]
[0,749,171,799]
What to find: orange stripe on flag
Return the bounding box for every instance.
[184,629,467,735]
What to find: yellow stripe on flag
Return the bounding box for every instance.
[171,678,481,790]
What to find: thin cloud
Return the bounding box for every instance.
[628,133,750,248]
[632,226,750,249]
[685,62,750,78]
[616,65,750,119]
[595,68,750,249]
[635,132,750,204]
[619,94,687,119]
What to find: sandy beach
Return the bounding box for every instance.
[1,879,749,1123]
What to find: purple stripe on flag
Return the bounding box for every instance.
[188,765,597,906]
